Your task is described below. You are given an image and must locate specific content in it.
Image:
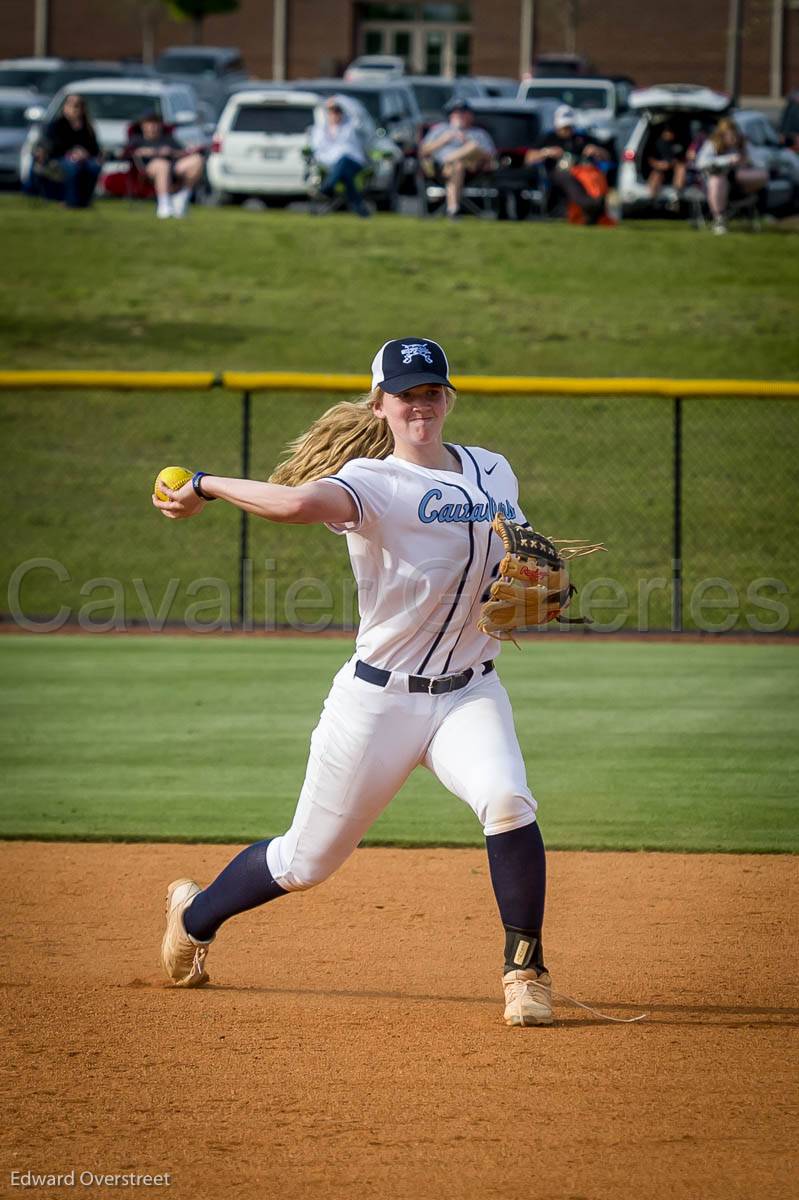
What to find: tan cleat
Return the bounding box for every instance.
[502,969,554,1026]
[161,878,211,988]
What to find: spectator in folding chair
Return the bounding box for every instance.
[524,105,610,225]
[26,93,102,208]
[694,117,768,236]
[128,112,205,219]
[646,122,689,211]
[418,99,497,220]
[310,97,370,218]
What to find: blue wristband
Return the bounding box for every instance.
[191,471,216,501]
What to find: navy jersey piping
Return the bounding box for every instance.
[415,468,476,676]
[323,475,364,525]
[440,445,496,673]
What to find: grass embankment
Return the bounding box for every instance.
[1,636,796,852]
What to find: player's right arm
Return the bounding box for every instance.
[152,476,357,526]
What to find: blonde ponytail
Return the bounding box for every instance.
[269,389,393,486]
[269,385,457,486]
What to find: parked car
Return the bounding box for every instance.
[0,87,38,186]
[20,77,208,192]
[155,46,249,118]
[33,60,157,99]
[289,78,421,189]
[517,77,627,144]
[618,84,730,215]
[473,77,519,99]
[344,55,405,82]
[0,57,65,92]
[403,75,487,133]
[207,88,403,209]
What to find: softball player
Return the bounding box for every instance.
[154,337,552,1027]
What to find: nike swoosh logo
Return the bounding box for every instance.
[485,461,498,475]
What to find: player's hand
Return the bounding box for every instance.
[152,480,205,519]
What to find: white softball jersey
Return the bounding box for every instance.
[321,444,525,675]
[265,444,537,893]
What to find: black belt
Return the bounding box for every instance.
[355,659,495,695]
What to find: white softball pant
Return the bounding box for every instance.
[266,656,537,892]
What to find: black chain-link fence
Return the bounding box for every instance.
[2,385,797,634]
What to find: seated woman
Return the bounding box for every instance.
[128,111,205,219]
[27,93,102,208]
[524,105,611,225]
[419,100,496,220]
[646,122,688,210]
[695,117,769,235]
[310,97,369,218]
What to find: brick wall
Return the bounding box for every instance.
[1,0,796,95]
[0,0,34,58]
[0,0,276,79]
[471,0,525,77]
[531,0,785,94]
[287,0,354,79]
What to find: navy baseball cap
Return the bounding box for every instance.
[371,338,454,395]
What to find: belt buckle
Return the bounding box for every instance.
[429,674,452,695]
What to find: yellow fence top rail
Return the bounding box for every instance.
[0,370,217,391]
[223,373,799,398]
[0,370,798,399]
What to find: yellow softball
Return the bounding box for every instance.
[154,465,193,501]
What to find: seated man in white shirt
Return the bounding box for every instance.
[419,99,497,219]
[310,98,369,218]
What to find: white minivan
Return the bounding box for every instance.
[207,88,318,204]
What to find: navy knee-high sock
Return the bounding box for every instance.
[183,839,287,942]
[485,821,547,974]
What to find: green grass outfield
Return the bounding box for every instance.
[2,196,798,376]
[2,196,799,631]
[1,635,796,852]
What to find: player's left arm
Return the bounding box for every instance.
[153,476,357,526]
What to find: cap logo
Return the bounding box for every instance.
[400,342,434,366]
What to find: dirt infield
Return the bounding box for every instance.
[2,845,797,1200]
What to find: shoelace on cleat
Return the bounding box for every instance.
[189,946,208,977]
